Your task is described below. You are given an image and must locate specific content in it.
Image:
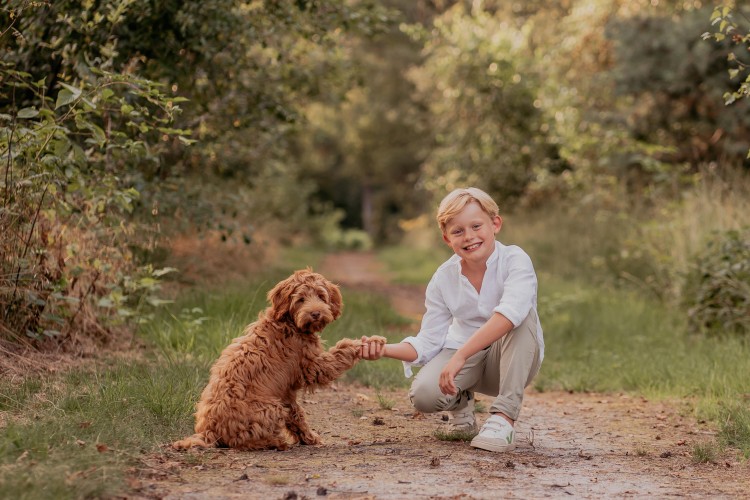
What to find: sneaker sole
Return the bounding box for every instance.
[470,436,516,452]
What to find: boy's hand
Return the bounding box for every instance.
[439,353,467,396]
[360,335,386,360]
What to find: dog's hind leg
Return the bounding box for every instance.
[225,402,293,450]
[285,400,321,445]
[172,432,213,450]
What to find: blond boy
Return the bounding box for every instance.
[361,187,544,452]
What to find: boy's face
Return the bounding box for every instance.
[442,201,502,265]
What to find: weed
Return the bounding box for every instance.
[692,440,720,463]
[718,402,750,458]
[351,407,365,418]
[433,428,477,442]
[376,392,396,410]
[474,399,487,414]
[634,446,649,457]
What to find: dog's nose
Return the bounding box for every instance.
[311,311,321,320]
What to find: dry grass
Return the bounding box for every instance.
[163,230,277,290]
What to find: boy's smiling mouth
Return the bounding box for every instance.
[464,242,482,251]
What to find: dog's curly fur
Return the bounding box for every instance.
[172,269,384,451]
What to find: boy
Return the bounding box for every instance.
[360,187,544,453]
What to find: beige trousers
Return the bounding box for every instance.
[408,309,542,421]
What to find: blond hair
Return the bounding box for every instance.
[436,187,499,232]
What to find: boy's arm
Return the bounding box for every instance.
[438,312,514,396]
[360,339,417,362]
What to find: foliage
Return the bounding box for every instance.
[0,58,182,344]
[608,6,750,171]
[295,10,429,241]
[704,6,750,107]
[683,229,750,337]
[703,4,750,158]
[406,3,562,205]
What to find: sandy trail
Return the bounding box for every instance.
[137,252,748,499]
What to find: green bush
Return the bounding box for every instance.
[684,229,750,336]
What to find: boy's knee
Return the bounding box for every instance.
[409,380,455,413]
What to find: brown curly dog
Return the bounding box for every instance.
[173,269,385,451]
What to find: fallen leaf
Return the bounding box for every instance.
[676,440,686,446]
[372,417,385,426]
[78,421,92,429]
[660,451,672,458]
[430,456,440,467]
[75,439,86,447]
[95,443,109,453]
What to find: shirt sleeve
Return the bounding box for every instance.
[492,248,537,327]
[400,273,453,377]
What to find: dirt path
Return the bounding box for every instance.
[137,252,748,499]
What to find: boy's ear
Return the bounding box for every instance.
[493,215,503,234]
[442,232,451,245]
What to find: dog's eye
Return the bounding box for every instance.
[297,297,305,303]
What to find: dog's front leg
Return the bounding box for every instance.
[303,338,362,386]
[285,400,321,445]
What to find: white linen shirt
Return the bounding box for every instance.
[401,240,544,377]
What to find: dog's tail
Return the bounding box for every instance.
[172,432,215,450]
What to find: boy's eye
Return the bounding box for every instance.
[473,224,481,230]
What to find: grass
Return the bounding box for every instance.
[378,245,450,285]
[376,392,396,410]
[433,428,477,442]
[0,358,205,499]
[692,440,720,463]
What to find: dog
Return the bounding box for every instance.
[172,269,385,450]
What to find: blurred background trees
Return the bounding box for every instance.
[2,0,749,346]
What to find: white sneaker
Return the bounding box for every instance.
[447,395,477,434]
[470,414,516,452]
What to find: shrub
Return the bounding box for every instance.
[683,229,750,336]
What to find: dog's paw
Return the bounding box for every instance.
[367,335,387,345]
[334,337,361,350]
[299,430,322,445]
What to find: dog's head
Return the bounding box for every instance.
[267,269,343,333]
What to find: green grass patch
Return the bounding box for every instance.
[0,357,206,499]
[535,274,750,456]
[692,440,720,463]
[433,428,477,442]
[376,392,396,410]
[378,245,450,285]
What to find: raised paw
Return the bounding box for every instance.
[367,335,387,345]
[334,337,361,350]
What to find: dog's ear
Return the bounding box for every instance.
[267,275,297,321]
[326,280,343,320]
